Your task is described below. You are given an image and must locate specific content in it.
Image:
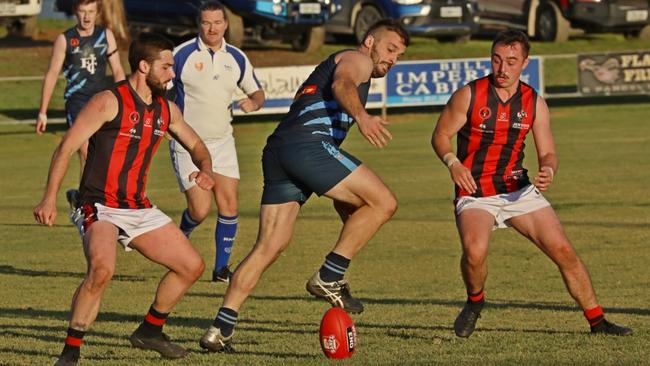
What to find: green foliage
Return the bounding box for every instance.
[1,103,648,365]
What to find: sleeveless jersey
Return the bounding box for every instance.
[62,26,110,101]
[266,50,371,147]
[456,75,537,198]
[79,81,171,209]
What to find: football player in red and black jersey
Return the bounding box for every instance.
[34,33,214,366]
[432,29,632,338]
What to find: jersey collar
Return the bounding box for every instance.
[196,35,228,53]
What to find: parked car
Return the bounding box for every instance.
[326,0,477,43]
[469,0,650,42]
[0,0,42,38]
[55,0,339,52]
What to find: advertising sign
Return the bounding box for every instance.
[578,51,650,95]
[385,57,542,106]
[233,65,385,115]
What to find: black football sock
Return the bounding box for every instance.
[60,327,85,362]
[137,305,169,337]
[213,307,238,337]
[467,290,485,309]
[319,252,350,282]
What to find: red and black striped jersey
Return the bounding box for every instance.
[80,80,171,209]
[456,75,537,198]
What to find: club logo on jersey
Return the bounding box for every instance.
[70,38,80,47]
[303,85,317,95]
[497,112,508,122]
[129,111,140,124]
[194,62,203,71]
[321,335,339,354]
[80,54,98,75]
[516,110,528,122]
[478,107,491,120]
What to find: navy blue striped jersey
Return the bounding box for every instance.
[266,50,371,147]
[62,26,110,101]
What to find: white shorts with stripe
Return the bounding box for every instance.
[455,184,551,229]
[169,134,240,192]
[75,203,172,251]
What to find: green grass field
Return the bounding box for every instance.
[1,101,649,365]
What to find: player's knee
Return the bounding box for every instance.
[462,251,487,268]
[85,263,114,291]
[256,240,287,262]
[377,192,398,221]
[553,241,578,263]
[188,204,210,223]
[183,256,205,283]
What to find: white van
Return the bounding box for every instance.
[1,0,43,38]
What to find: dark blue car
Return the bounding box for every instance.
[326,0,477,43]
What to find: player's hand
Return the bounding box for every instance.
[33,199,57,226]
[533,166,553,192]
[35,115,47,135]
[449,162,477,194]
[237,98,259,113]
[189,170,215,191]
[356,114,392,148]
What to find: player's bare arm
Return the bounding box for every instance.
[106,28,126,82]
[36,34,67,134]
[431,86,477,194]
[531,96,558,192]
[333,51,392,148]
[33,91,119,226]
[167,102,214,190]
[238,89,265,113]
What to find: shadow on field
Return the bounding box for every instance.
[0,36,52,48]
[0,264,148,282]
[0,109,65,124]
[189,293,650,318]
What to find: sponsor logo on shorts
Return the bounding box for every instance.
[456,197,475,211]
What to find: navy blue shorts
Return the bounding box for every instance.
[261,140,361,204]
[65,97,90,127]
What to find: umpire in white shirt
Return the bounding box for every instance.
[170,0,265,283]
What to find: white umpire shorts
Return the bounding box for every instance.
[455,184,551,229]
[169,135,240,192]
[75,203,172,251]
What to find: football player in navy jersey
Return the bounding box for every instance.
[36,0,126,221]
[199,19,408,353]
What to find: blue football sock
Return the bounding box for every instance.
[319,251,350,282]
[179,209,200,238]
[214,214,238,272]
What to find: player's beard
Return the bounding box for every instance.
[370,45,391,78]
[146,73,168,96]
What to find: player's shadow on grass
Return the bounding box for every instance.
[0,264,149,282]
[192,293,650,317]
